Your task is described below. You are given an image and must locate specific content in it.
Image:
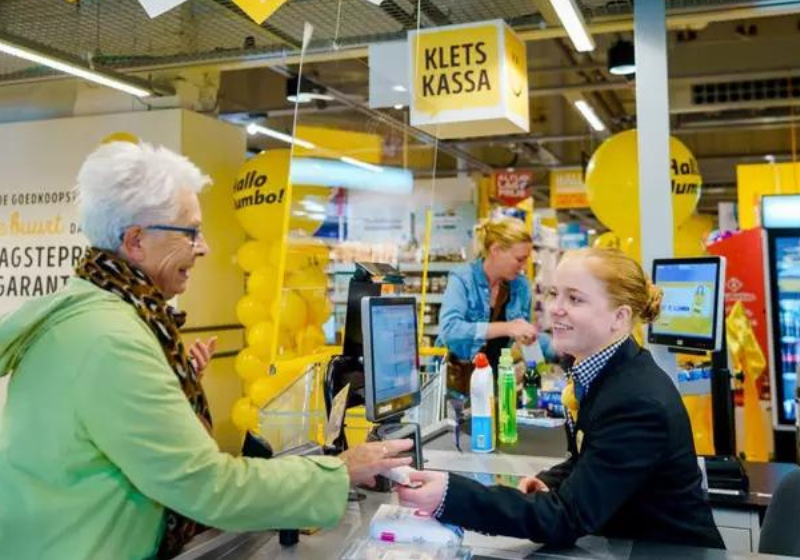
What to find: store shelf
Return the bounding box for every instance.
[781,335,800,343]
[330,293,444,304]
[327,262,460,274]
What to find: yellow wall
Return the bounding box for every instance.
[737,162,800,229]
[179,110,247,454]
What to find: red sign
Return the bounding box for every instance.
[493,170,533,205]
[707,228,770,398]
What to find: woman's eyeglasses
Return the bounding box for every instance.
[119,225,204,248]
[145,225,203,248]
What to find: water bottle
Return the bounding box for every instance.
[470,352,495,453]
[498,348,518,444]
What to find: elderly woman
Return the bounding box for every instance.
[0,142,410,559]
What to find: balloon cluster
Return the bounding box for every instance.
[229,150,333,433]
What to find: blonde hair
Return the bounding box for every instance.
[474,216,532,258]
[562,248,663,324]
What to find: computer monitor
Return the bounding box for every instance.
[648,256,726,352]
[361,296,421,423]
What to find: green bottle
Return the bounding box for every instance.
[498,348,518,444]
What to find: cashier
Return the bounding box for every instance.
[0,142,411,560]
[437,216,552,389]
[401,248,725,549]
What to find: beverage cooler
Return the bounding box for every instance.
[762,195,800,461]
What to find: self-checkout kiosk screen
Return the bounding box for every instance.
[651,262,718,340]
[369,303,419,404]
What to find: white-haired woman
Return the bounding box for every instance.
[0,142,410,559]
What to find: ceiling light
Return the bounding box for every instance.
[246,123,316,150]
[392,84,407,92]
[286,75,334,104]
[608,39,635,76]
[363,0,384,4]
[0,32,154,97]
[393,104,404,110]
[547,0,595,52]
[340,156,384,173]
[573,100,606,132]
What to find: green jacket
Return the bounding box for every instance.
[0,278,349,559]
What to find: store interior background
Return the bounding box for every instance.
[1,0,800,461]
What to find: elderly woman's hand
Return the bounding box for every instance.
[190,337,217,380]
[339,440,413,487]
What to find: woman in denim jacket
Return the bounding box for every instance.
[437,216,548,374]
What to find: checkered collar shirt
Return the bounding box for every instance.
[564,336,628,435]
[569,336,628,401]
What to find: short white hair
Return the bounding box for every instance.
[76,141,211,250]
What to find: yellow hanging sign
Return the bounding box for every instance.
[232,0,288,24]
[409,20,529,139]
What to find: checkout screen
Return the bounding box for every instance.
[369,304,419,404]
[651,262,718,339]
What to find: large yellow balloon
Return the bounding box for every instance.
[246,321,274,358]
[235,348,267,382]
[585,130,701,240]
[279,290,308,334]
[236,295,271,327]
[237,241,275,272]
[231,397,260,432]
[234,150,292,241]
[247,266,279,304]
[248,377,274,408]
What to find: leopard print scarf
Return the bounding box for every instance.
[75,247,211,558]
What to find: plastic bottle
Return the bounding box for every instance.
[470,352,495,453]
[498,347,518,444]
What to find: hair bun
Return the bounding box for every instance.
[640,283,663,324]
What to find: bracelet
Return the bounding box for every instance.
[432,472,450,519]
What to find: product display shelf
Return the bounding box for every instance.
[326,260,463,347]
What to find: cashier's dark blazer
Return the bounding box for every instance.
[437,338,725,549]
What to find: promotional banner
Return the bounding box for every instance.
[549,169,589,209]
[707,228,769,360]
[409,20,529,139]
[493,169,533,206]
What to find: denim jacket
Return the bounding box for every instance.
[436,259,533,360]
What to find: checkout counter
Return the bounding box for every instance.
[177,263,796,559]
[175,423,795,560]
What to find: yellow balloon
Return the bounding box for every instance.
[236,295,270,327]
[231,397,260,432]
[296,325,326,354]
[285,267,328,291]
[307,295,333,326]
[248,377,274,408]
[279,290,308,334]
[235,348,267,382]
[246,321,274,358]
[234,150,291,241]
[101,131,139,144]
[247,266,279,303]
[585,130,701,239]
[237,241,274,273]
[592,231,621,250]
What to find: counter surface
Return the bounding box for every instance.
[176,425,796,560]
